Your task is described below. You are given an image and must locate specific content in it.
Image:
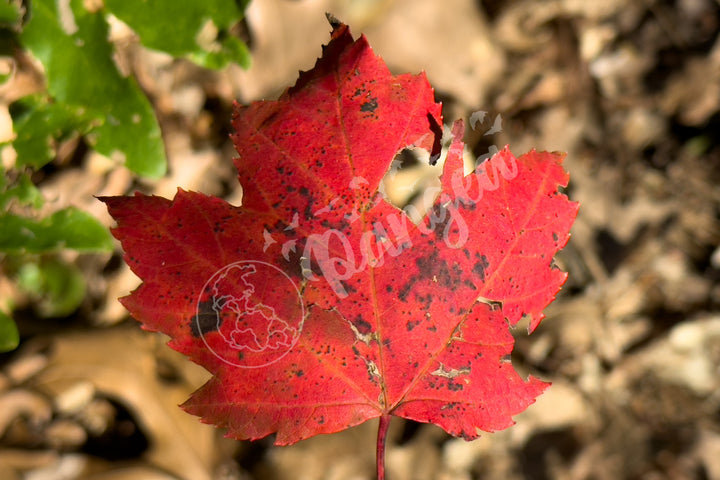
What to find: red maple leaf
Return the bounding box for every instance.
[101,21,577,478]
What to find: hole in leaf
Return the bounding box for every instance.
[381,147,443,224]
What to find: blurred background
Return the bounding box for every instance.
[1,0,719,479]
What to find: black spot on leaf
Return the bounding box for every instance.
[354,316,372,334]
[447,381,464,392]
[360,97,378,112]
[472,254,490,281]
[340,280,357,294]
[398,277,417,302]
[191,299,220,337]
[416,251,456,288]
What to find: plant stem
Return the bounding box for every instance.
[377,413,391,480]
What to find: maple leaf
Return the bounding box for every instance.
[101,20,577,477]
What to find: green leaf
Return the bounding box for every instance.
[0,0,22,27]
[19,0,167,178]
[190,34,251,70]
[0,207,114,253]
[0,171,44,210]
[17,258,86,317]
[10,94,94,169]
[0,310,19,352]
[104,0,251,69]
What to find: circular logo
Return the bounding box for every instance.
[194,260,304,368]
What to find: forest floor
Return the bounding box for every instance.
[1,0,720,479]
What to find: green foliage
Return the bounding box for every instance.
[105,0,251,69]
[0,0,21,27]
[0,310,19,352]
[16,257,87,318]
[18,0,166,178]
[5,0,251,177]
[0,0,252,352]
[0,166,112,254]
[0,170,43,210]
[0,166,113,351]
[10,95,95,170]
[0,207,114,253]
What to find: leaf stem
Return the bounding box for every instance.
[377,413,391,480]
